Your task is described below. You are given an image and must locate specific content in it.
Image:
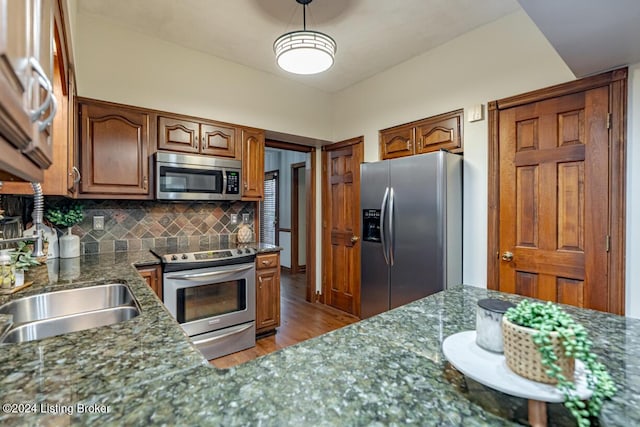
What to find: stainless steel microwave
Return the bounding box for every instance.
[155,152,242,201]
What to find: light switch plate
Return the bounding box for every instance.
[468,104,484,122]
[230,214,238,224]
[93,216,105,231]
[242,213,250,223]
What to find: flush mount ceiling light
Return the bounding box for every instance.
[273,0,337,75]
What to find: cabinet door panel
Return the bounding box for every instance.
[80,102,150,196]
[379,125,414,160]
[241,128,264,200]
[23,0,54,169]
[158,116,199,153]
[200,123,236,157]
[415,111,462,154]
[256,266,280,332]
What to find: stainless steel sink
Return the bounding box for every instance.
[1,306,140,343]
[0,283,136,323]
[0,283,141,343]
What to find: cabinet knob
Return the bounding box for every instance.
[244,183,248,190]
[143,176,148,190]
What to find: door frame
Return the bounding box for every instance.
[321,136,364,312]
[261,169,280,245]
[264,139,316,302]
[487,68,627,314]
[290,161,306,274]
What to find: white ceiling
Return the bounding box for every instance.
[77,0,522,93]
[518,0,640,78]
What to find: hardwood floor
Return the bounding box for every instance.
[211,270,360,369]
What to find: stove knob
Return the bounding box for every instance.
[237,249,242,255]
[182,254,188,260]
[244,248,251,254]
[171,255,178,261]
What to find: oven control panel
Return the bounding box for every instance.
[161,247,257,264]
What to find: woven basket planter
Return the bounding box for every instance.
[502,317,575,384]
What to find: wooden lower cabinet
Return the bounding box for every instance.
[137,264,162,300]
[255,252,280,335]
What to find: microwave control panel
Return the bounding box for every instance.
[226,171,240,194]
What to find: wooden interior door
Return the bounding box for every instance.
[322,137,363,316]
[488,69,627,314]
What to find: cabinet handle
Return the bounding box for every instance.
[69,166,81,192]
[38,93,57,132]
[244,183,248,190]
[261,260,272,266]
[259,276,263,286]
[72,166,81,184]
[29,57,53,122]
[143,176,148,190]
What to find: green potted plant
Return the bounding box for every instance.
[503,300,616,427]
[45,203,84,258]
[9,241,40,287]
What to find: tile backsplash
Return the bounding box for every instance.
[48,199,255,254]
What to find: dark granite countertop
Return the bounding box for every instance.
[0,251,637,426]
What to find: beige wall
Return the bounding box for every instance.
[73,10,640,316]
[331,11,575,293]
[75,12,333,141]
[626,62,640,318]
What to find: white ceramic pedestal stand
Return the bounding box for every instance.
[442,330,592,427]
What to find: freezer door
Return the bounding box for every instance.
[388,152,446,309]
[360,161,391,318]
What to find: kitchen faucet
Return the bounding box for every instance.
[0,182,45,257]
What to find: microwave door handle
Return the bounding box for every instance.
[166,264,254,281]
[222,170,228,195]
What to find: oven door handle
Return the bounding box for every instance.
[166,264,254,281]
[192,323,254,346]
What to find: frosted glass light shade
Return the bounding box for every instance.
[274,30,336,75]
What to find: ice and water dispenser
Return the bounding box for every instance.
[362,209,381,242]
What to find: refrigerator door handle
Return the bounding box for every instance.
[380,186,390,265]
[389,187,395,266]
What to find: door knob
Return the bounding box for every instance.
[501,251,514,262]
[351,236,360,244]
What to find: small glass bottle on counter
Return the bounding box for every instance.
[0,249,15,289]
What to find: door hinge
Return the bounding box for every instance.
[606,112,611,129]
[606,235,611,252]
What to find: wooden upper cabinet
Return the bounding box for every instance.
[78,99,151,198]
[158,117,199,153]
[380,109,463,160]
[241,127,264,200]
[1,55,77,197]
[380,124,414,159]
[158,116,237,158]
[200,123,236,158]
[415,111,463,154]
[0,0,58,182]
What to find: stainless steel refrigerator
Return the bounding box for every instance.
[360,151,462,318]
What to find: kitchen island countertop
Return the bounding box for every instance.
[0,251,638,426]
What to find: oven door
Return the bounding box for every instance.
[163,263,255,337]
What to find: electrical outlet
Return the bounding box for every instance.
[230,214,238,225]
[93,216,105,231]
[242,213,250,223]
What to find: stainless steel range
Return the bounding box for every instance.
[152,246,257,360]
